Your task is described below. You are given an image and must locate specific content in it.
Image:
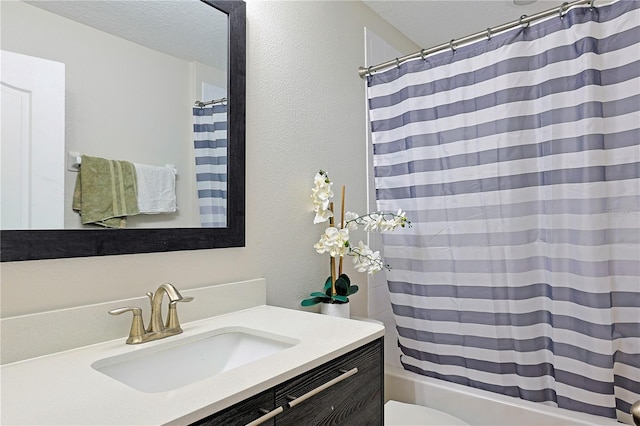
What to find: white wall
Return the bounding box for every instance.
[0,1,418,319]
[364,28,405,367]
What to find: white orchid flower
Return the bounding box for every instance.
[313,204,334,224]
[352,241,383,274]
[363,213,382,231]
[344,211,359,230]
[314,227,349,257]
[311,171,334,224]
[389,208,408,230]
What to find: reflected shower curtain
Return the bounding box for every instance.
[193,104,227,227]
[367,1,639,423]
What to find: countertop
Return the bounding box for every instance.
[0,305,384,425]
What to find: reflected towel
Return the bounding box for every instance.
[133,163,177,214]
[72,155,139,228]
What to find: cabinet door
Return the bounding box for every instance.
[190,389,275,426]
[274,339,383,425]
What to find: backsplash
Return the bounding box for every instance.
[0,279,266,364]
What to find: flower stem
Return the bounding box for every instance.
[328,202,336,296]
[339,185,345,276]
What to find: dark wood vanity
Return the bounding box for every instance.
[191,338,383,425]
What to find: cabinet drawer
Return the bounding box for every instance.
[191,389,275,426]
[275,339,383,425]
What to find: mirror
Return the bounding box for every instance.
[0,0,246,261]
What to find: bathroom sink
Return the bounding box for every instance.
[91,327,298,393]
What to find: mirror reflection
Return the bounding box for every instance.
[1,0,228,230]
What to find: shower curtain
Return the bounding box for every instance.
[367,1,639,423]
[193,104,228,227]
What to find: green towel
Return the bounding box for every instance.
[72,155,139,228]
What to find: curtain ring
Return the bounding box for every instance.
[559,2,569,19]
[449,39,456,52]
[367,65,374,76]
[519,15,529,28]
[486,28,492,40]
[395,58,401,68]
[589,0,596,10]
[420,48,428,61]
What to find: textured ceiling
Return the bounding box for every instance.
[25,0,228,70]
[26,0,600,75]
[363,0,572,51]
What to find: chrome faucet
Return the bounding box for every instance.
[109,283,193,344]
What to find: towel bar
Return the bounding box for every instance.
[67,151,177,175]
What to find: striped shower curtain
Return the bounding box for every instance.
[193,104,227,227]
[367,1,639,423]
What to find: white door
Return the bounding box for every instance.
[1,50,65,229]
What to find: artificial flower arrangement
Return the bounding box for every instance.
[301,170,410,308]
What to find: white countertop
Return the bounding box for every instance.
[1,305,384,425]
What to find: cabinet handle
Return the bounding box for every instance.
[244,367,359,425]
[244,406,284,426]
[286,367,359,408]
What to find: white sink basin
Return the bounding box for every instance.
[91,327,299,393]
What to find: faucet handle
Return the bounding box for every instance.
[109,306,142,316]
[109,307,146,344]
[165,296,194,330]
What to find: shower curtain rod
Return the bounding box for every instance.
[194,97,227,108]
[359,0,595,78]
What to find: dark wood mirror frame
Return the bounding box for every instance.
[1,0,246,262]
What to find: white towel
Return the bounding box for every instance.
[133,163,177,214]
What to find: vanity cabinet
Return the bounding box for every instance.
[191,338,383,426]
[194,389,276,426]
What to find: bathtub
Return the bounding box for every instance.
[384,365,621,426]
